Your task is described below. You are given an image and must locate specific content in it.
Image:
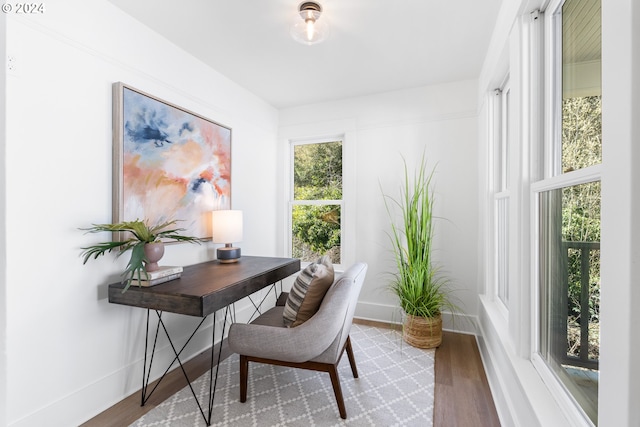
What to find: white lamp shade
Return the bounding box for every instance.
[211,210,243,244]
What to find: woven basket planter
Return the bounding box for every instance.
[403,313,443,349]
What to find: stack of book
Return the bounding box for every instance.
[134,266,183,287]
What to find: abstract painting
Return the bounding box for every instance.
[113,82,231,240]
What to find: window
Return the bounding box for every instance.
[289,139,343,265]
[535,0,601,424]
[494,79,511,309]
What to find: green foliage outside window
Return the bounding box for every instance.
[562,96,602,172]
[292,205,341,262]
[292,141,342,263]
[561,96,601,360]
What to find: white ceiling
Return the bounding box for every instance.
[108,0,502,109]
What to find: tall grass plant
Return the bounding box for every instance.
[382,155,455,319]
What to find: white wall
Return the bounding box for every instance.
[4,1,280,425]
[279,81,480,333]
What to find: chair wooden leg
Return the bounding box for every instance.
[328,365,347,419]
[241,353,353,419]
[239,355,248,402]
[345,336,359,378]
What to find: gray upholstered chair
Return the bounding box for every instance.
[227,262,368,419]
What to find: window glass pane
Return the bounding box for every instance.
[292,204,341,263]
[500,87,510,191]
[561,0,602,172]
[291,140,343,264]
[294,141,342,200]
[496,197,509,305]
[539,181,600,424]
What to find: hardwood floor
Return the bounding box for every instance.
[355,319,501,427]
[434,331,501,426]
[82,323,500,426]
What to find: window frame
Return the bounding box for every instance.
[495,78,512,311]
[287,136,345,270]
[488,76,512,316]
[530,0,602,425]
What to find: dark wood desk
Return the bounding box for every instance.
[108,256,300,316]
[107,256,300,426]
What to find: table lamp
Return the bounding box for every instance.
[211,210,243,263]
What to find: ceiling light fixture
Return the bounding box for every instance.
[291,1,328,45]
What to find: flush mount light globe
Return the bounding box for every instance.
[290,1,328,45]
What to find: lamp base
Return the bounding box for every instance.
[217,246,241,263]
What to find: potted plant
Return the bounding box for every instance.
[80,219,201,292]
[382,154,456,348]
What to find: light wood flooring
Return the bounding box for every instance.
[434,330,501,426]
[82,320,500,426]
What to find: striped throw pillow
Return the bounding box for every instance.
[283,256,334,327]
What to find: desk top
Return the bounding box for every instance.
[108,256,300,317]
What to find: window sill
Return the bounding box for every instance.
[478,295,575,427]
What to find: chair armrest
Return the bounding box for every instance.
[229,263,368,364]
[228,317,341,363]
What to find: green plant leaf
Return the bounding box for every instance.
[381,153,458,318]
[120,242,146,292]
[79,218,202,292]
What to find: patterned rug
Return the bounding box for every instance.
[130,324,435,426]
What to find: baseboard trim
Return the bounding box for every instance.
[352,317,401,330]
[355,301,479,335]
[13,296,275,427]
[79,297,276,427]
[9,315,220,427]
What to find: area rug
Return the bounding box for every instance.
[130,324,435,426]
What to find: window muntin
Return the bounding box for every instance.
[290,140,343,264]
